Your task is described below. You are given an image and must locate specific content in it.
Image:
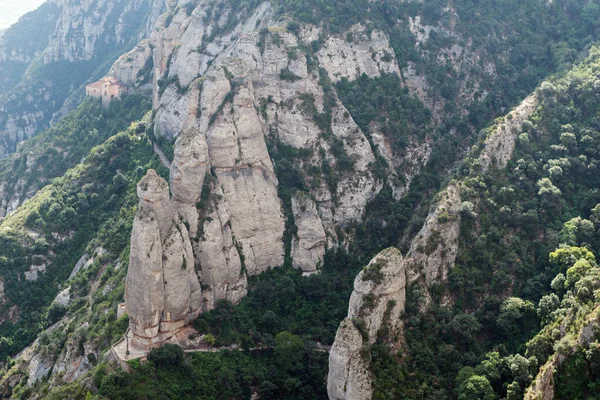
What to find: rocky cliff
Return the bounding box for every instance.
[328,247,406,400]
[125,170,202,346]
[0,0,594,397]
[0,0,165,160]
[327,89,539,399]
[107,0,423,309]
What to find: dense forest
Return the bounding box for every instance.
[1,0,600,399]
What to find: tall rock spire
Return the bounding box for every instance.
[125,169,202,348]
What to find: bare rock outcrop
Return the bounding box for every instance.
[125,170,202,347]
[327,319,372,400]
[328,247,407,400]
[110,40,153,87]
[138,2,406,287]
[406,183,462,285]
[291,193,327,274]
[348,248,407,342]
[170,127,209,238]
[479,93,538,170]
[317,24,401,83]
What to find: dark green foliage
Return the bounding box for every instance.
[147,344,185,369]
[0,94,150,205]
[361,259,386,284]
[194,250,360,348]
[99,339,328,399]
[279,68,301,82]
[554,345,600,398]
[372,47,600,399]
[336,73,431,154]
[0,106,159,359]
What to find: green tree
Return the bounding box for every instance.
[458,375,496,400]
[497,297,536,338]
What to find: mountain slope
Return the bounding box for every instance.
[0,0,165,159]
[330,45,600,400]
[1,0,600,399]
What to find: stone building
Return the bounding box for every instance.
[85,76,127,106]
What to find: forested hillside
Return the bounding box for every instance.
[0,0,600,399]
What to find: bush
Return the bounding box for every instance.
[147,344,185,369]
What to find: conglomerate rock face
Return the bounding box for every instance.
[114,1,412,307]
[125,170,202,347]
[0,0,166,161]
[327,319,373,400]
[328,247,407,400]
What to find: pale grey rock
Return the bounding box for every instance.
[126,203,164,341]
[330,105,379,224]
[347,247,406,342]
[407,183,462,285]
[170,126,209,237]
[54,287,71,307]
[480,94,538,170]
[26,353,52,386]
[206,86,285,275]
[291,193,326,274]
[217,167,285,275]
[102,282,115,296]
[126,170,202,346]
[170,128,208,204]
[110,40,153,87]
[136,169,173,240]
[195,186,247,310]
[317,24,401,83]
[161,220,200,327]
[327,319,372,400]
[24,263,46,282]
[0,278,5,305]
[49,323,96,384]
[328,248,406,400]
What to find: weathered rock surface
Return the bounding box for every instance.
[132,3,409,299]
[291,193,327,274]
[348,248,407,342]
[328,247,407,400]
[110,40,153,87]
[195,185,248,310]
[327,319,372,400]
[479,94,538,170]
[406,183,462,285]
[125,170,202,346]
[317,24,401,83]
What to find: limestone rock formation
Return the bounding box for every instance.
[317,25,401,83]
[347,248,407,342]
[479,93,538,170]
[133,4,410,287]
[328,247,407,400]
[125,170,202,347]
[406,183,462,285]
[0,0,166,160]
[170,127,209,238]
[291,193,327,274]
[110,40,153,87]
[327,319,372,400]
